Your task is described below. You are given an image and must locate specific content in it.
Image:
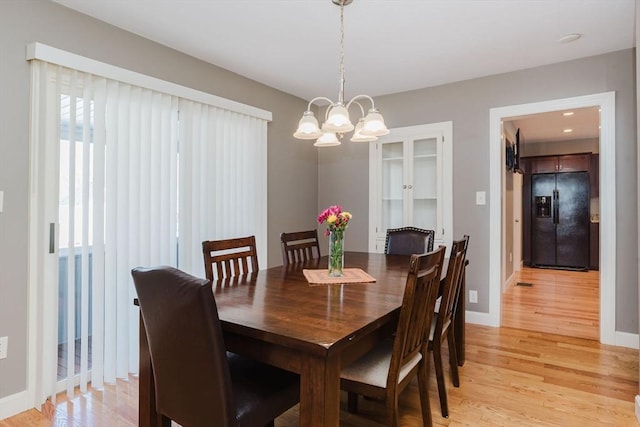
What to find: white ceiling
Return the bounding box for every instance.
[508,106,601,144]
[52,0,634,142]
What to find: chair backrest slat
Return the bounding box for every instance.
[280,230,321,265]
[202,236,259,281]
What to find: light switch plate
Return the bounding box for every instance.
[475,191,486,205]
[469,290,478,304]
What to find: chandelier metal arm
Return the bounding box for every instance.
[346,94,376,113]
[348,100,366,117]
[305,96,335,112]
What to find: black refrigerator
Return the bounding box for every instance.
[531,171,590,270]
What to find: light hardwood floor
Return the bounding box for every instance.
[2,324,637,426]
[1,269,631,426]
[502,267,600,340]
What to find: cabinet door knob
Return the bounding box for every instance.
[408,184,413,189]
[403,184,407,189]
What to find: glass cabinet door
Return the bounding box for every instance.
[412,137,438,231]
[381,141,404,231]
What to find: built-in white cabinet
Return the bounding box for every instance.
[369,122,453,253]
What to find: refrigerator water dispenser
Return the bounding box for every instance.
[535,196,551,218]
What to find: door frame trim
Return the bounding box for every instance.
[488,92,616,345]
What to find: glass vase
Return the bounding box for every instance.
[328,230,344,277]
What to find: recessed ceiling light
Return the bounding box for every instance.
[562,111,574,116]
[558,33,581,43]
[563,128,573,133]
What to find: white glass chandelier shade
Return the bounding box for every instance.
[360,108,390,136]
[350,118,377,142]
[322,103,354,133]
[314,132,341,147]
[293,110,322,139]
[293,0,389,147]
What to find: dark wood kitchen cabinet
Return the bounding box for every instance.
[529,153,590,174]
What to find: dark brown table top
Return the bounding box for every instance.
[212,252,412,358]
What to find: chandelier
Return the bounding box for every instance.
[293,0,389,147]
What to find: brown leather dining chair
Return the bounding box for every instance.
[340,246,446,427]
[280,229,321,265]
[202,235,259,281]
[132,266,300,427]
[429,237,468,418]
[384,226,435,255]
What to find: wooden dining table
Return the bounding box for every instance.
[137,251,466,427]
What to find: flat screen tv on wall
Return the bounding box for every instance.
[506,128,522,173]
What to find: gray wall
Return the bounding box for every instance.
[0,0,316,399]
[319,49,637,331]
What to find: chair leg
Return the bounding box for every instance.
[418,358,433,427]
[447,329,460,387]
[386,393,400,427]
[347,392,359,413]
[432,343,449,418]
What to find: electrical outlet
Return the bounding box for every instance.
[469,290,478,304]
[0,336,7,359]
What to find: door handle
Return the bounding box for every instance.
[49,222,55,254]
[553,190,559,224]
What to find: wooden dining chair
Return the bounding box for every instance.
[429,237,467,418]
[340,246,446,427]
[450,235,470,363]
[280,229,321,265]
[202,235,259,281]
[131,266,299,427]
[384,226,435,255]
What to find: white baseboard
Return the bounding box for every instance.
[0,390,30,421]
[614,331,639,349]
[465,310,499,327]
[503,272,515,293]
[635,395,640,422]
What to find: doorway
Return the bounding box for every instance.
[501,107,600,340]
[488,92,616,345]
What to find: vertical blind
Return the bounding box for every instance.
[29,58,268,405]
[178,100,267,276]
